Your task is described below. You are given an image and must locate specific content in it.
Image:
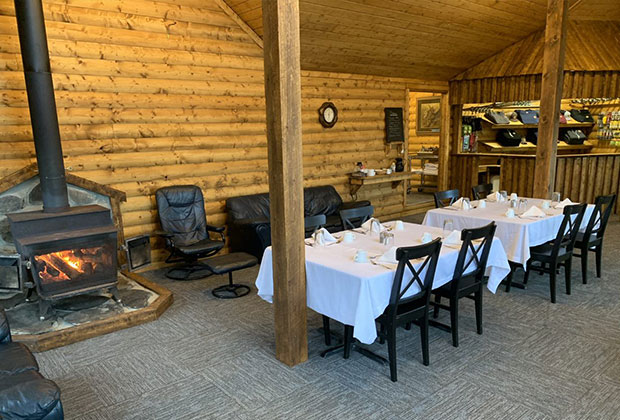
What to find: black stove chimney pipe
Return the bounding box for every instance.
[14,0,69,213]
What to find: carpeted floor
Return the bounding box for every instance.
[35,217,620,419]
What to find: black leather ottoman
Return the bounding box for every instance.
[205,252,258,299]
[0,370,63,420]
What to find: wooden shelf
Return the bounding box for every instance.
[478,140,593,154]
[349,172,415,196]
[488,122,594,130]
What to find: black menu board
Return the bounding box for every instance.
[384,107,404,143]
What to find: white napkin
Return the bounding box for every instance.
[450,198,471,210]
[313,228,337,243]
[505,209,515,218]
[521,206,546,218]
[420,232,433,243]
[486,192,501,202]
[378,246,398,264]
[361,218,384,233]
[554,198,574,209]
[443,230,461,245]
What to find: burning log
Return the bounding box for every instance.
[46,253,84,279]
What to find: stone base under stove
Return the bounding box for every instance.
[0,271,172,352]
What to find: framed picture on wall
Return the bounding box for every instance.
[416,97,441,135]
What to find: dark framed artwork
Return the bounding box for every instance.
[416,97,441,135]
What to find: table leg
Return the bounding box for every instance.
[502,261,527,291]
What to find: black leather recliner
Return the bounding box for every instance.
[226,185,371,259]
[156,185,225,280]
[0,309,64,419]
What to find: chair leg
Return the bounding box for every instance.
[378,322,386,344]
[565,258,572,295]
[387,327,397,382]
[549,268,557,303]
[595,245,603,278]
[450,296,459,348]
[420,314,430,366]
[343,325,353,359]
[505,268,513,292]
[322,316,331,346]
[475,290,483,335]
[523,263,531,285]
[433,294,441,318]
[579,247,588,284]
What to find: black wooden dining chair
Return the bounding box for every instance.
[304,214,327,238]
[472,183,493,200]
[433,189,460,208]
[524,204,586,303]
[374,238,442,382]
[339,205,374,230]
[430,222,496,347]
[574,194,616,284]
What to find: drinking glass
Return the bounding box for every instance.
[500,190,508,203]
[443,219,454,238]
[463,197,471,210]
[552,191,561,203]
[510,199,517,209]
[518,198,528,214]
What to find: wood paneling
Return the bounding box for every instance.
[0,0,444,264]
[225,0,551,80]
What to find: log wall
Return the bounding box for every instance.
[0,0,447,263]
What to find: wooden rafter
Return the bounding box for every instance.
[214,0,264,49]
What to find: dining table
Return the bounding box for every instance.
[255,221,511,345]
[422,198,594,267]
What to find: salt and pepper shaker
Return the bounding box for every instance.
[380,231,394,246]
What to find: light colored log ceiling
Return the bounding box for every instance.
[225,0,554,80]
[224,0,619,81]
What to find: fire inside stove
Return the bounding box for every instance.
[34,244,114,284]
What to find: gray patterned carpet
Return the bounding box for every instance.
[35,217,620,419]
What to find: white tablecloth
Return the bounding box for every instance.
[255,222,510,345]
[423,198,593,266]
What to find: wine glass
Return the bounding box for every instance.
[443,219,454,238]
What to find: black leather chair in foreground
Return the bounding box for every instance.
[375,239,442,382]
[431,222,496,347]
[156,185,225,280]
[434,189,460,208]
[524,204,586,303]
[0,309,64,419]
[574,194,616,284]
[472,183,493,200]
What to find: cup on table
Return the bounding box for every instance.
[506,208,515,218]
[442,219,454,238]
[510,193,518,201]
[354,249,369,263]
[394,220,405,231]
[542,200,551,210]
[552,191,561,203]
[368,169,376,176]
[478,199,487,208]
[386,169,392,175]
[500,190,508,202]
[343,231,356,243]
[421,232,433,244]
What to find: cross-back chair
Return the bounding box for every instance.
[374,238,442,382]
[524,204,586,303]
[339,205,374,230]
[574,194,616,284]
[472,183,493,200]
[430,222,496,347]
[433,189,460,208]
[304,214,327,238]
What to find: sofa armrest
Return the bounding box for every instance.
[0,309,11,344]
[231,217,270,227]
[206,224,225,233]
[340,200,371,211]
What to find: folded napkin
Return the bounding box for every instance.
[444,230,461,245]
[505,209,515,218]
[312,228,337,246]
[361,218,384,233]
[450,197,471,210]
[420,232,433,244]
[554,198,575,209]
[486,191,501,202]
[378,246,398,264]
[521,205,546,218]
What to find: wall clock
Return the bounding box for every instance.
[318,102,338,128]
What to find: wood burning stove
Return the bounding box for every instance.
[7,0,120,318]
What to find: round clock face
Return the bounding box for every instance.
[323,107,335,123]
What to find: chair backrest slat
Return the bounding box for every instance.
[340,205,374,230]
[472,183,493,201]
[451,222,496,290]
[304,214,327,237]
[434,189,460,208]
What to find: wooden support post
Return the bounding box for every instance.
[533,0,569,198]
[438,93,451,191]
[262,0,308,367]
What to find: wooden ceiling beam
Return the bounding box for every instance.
[214,0,264,48]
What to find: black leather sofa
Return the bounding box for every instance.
[0,309,64,419]
[226,185,370,259]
